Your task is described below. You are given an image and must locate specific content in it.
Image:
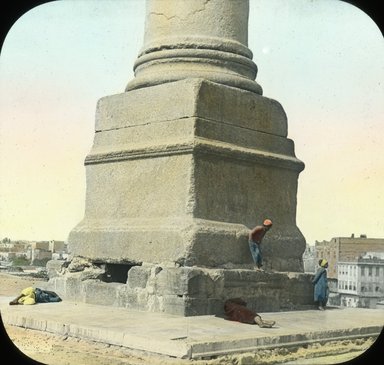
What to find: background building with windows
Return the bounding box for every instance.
[338,252,384,308]
[315,235,384,279]
[303,244,317,273]
[305,236,384,309]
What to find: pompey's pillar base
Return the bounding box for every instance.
[52,0,311,316]
[68,78,305,272]
[46,260,314,316]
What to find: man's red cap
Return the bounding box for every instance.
[263,219,273,226]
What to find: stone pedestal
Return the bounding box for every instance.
[69,78,304,272]
[51,0,310,315]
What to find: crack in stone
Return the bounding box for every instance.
[149,0,210,21]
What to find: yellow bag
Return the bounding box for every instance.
[18,287,36,305]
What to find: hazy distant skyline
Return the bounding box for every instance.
[1,0,383,244]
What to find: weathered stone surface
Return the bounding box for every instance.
[82,281,123,306]
[69,79,304,272]
[62,275,84,300]
[46,259,65,279]
[127,265,151,288]
[127,0,262,94]
[45,264,314,316]
[98,79,286,137]
[55,0,308,316]
[67,256,94,272]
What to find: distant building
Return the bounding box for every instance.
[0,239,68,266]
[315,235,384,279]
[52,252,69,260]
[338,252,384,309]
[30,241,50,250]
[0,241,29,252]
[48,240,65,253]
[28,241,66,263]
[0,242,14,249]
[362,252,384,260]
[31,248,52,262]
[302,244,317,273]
[0,252,16,261]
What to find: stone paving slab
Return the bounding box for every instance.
[1,296,383,359]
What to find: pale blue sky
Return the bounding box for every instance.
[1,0,383,243]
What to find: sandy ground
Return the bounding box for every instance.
[0,272,380,365]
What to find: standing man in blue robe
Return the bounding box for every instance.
[312,258,329,310]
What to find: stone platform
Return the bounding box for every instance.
[45,260,315,316]
[1,296,382,361]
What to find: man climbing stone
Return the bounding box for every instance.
[248,219,273,270]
